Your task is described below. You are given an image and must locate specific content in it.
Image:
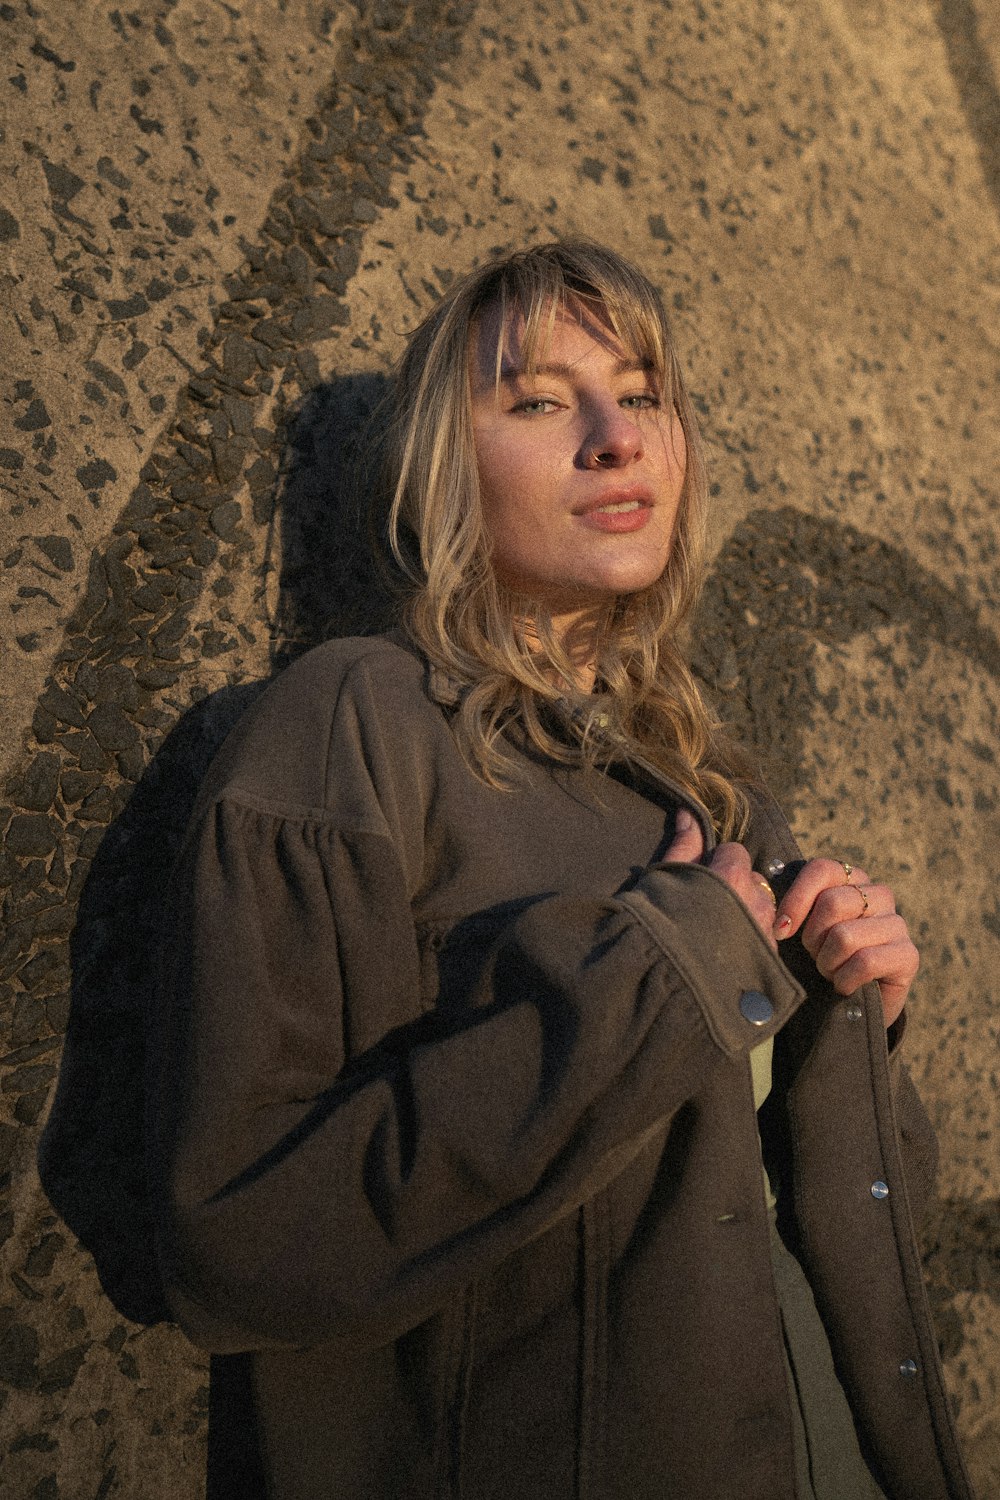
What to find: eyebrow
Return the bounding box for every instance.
[497,355,655,381]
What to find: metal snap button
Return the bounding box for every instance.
[739,989,774,1026]
[899,1358,918,1378]
[871,1180,889,1200]
[845,1003,863,1022]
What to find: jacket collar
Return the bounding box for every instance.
[423,655,717,854]
[426,662,463,709]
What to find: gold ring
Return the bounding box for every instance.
[842,862,853,882]
[756,878,777,909]
[856,886,869,916]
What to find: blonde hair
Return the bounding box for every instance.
[385,239,751,838]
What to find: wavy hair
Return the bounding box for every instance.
[385,239,752,837]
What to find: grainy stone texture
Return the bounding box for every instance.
[0,0,347,777]
[0,0,998,1495]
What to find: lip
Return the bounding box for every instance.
[575,484,655,533]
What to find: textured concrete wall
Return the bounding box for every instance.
[1,0,998,1495]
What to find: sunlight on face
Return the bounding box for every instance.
[470,298,686,635]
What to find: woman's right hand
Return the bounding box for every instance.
[661,808,779,952]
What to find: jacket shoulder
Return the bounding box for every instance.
[199,634,443,814]
[268,632,429,706]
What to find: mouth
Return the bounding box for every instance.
[594,498,646,514]
[576,486,655,534]
[578,485,654,517]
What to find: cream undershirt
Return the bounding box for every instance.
[751,1037,777,1210]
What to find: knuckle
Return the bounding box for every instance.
[834,954,869,993]
[713,843,747,873]
[812,888,839,923]
[800,923,821,959]
[853,951,881,988]
[825,927,854,966]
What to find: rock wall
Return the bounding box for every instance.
[1,0,998,1494]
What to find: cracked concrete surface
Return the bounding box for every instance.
[0,0,345,776]
[1,0,998,1494]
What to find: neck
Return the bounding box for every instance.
[518,606,603,693]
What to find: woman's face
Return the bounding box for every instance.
[469,299,687,627]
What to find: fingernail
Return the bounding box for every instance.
[773,914,793,938]
[676,809,694,831]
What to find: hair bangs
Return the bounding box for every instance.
[476,247,673,403]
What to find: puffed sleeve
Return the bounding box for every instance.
[148,664,804,1357]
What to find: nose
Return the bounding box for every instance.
[581,400,644,468]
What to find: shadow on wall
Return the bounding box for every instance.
[935,0,1000,219]
[689,502,1000,807]
[37,372,395,1326]
[267,370,396,666]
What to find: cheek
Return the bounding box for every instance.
[475,430,546,527]
[475,462,522,567]
[476,463,513,543]
[483,496,540,573]
[473,426,514,511]
[654,416,686,483]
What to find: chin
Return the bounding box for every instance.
[598,565,669,598]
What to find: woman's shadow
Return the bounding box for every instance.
[37,370,395,1327]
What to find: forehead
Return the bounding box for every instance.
[469,296,643,391]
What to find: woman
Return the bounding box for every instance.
[150,241,973,1499]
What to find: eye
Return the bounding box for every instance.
[512,396,561,415]
[620,392,661,410]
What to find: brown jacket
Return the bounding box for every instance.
[149,634,973,1500]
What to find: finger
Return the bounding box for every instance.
[814,921,919,1002]
[707,844,779,949]
[707,841,754,882]
[879,980,910,1030]
[812,920,920,1016]
[774,857,871,939]
[812,912,905,976]
[662,807,705,865]
[799,882,892,958]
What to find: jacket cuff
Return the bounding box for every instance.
[621,863,805,1058]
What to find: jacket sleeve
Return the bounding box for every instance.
[149,788,803,1357]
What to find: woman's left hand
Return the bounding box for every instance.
[772,859,918,1029]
